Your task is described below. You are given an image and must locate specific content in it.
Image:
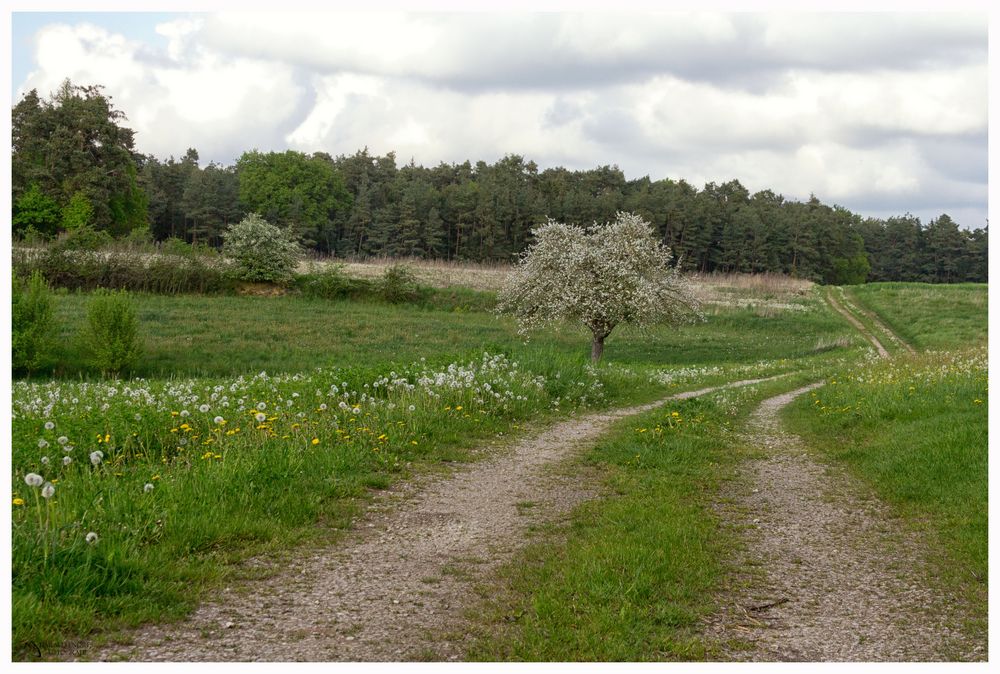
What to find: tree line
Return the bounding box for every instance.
[12,81,987,284]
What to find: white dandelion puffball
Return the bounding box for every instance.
[408,405,416,412]
[63,456,73,466]
[86,532,99,544]
[199,404,210,413]
[180,410,190,417]
[214,416,225,425]
[41,483,55,499]
[90,451,104,465]
[41,456,50,465]
[44,421,55,430]
[38,439,49,449]
[144,483,155,493]
[135,413,142,421]
[24,473,44,487]
[257,402,266,410]
[319,403,327,411]
[64,445,74,453]
[352,407,360,415]
[255,412,266,423]
[57,436,69,445]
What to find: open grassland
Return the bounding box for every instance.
[44,284,852,380]
[468,374,819,661]
[846,282,987,350]
[784,350,988,623]
[12,279,858,659]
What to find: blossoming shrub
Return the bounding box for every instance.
[223,213,300,284]
[12,271,57,375]
[80,289,144,377]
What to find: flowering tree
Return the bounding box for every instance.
[497,212,702,362]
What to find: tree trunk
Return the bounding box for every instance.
[591,333,605,363]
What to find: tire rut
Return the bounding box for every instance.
[704,384,985,661]
[83,376,778,662]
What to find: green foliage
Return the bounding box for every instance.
[12,81,147,235]
[294,263,360,299]
[223,213,301,284]
[376,264,423,303]
[49,225,113,252]
[79,289,144,376]
[12,271,57,375]
[13,183,61,237]
[61,192,94,231]
[827,253,871,285]
[236,150,352,249]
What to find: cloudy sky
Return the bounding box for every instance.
[10,8,989,228]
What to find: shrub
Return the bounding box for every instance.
[12,271,57,375]
[295,262,358,299]
[49,225,113,252]
[377,264,423,303]
[223,213,300,284]
[79,289,143,377]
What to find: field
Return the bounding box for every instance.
[10,271,988,661]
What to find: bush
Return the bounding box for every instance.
[377,264,424,303]
[49,225,113,252]
[12,271,56,375]
[294,262,360,299]
[223,213,300,284]
[79,289,143,377]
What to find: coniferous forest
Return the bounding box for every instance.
[12,82,987,284]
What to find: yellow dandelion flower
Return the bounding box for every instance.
[311,438,320,445]
[12,498,25,506]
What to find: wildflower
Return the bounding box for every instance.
[38,439,49,449]
[255,412,267,423]
[319,403,327,410]
[90,451,104,466]
[24,473,44,487]
[12,498,25,506]
[311,438,320,445]
[214,416,225,425]
[352,407,361,415]
[257,402,267,410]
[57,436,69,445]
[64,445,74,453]
[41,456,50,465]
[199,404,210,413]
[135,413,142,421]
[41,483,55,499]
[144,483,155,493]
[180,410,190,417]
[63,456,73,466]
[85,532,99,544]
[44,421,55,431]
[408,405,415,412]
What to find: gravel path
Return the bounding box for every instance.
[87,377,775,662]
[704,384,986,662]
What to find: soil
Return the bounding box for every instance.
[85,378,774,662]
[702,384,986,661]
[825,290,890,358]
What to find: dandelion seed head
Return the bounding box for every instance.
[38,439,49,449]
[255,412,266,423]
[41,483,55,499]
[144,483,154,493]
[180,410,189,417]
[214,416,225,425]
[24,473,44,487]
[63,456,73,466]
[57,436,69,445]
[257,402,266,410]
[44,421,55,430]
[199,404,210,413]
[89,451,104,466]
[86,532,99,544]
[41,456,49,465]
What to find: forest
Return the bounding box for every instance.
[12,81,988,284]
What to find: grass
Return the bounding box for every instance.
[783,350,988,627]
[466,373,822,661]
[846,282,987,350]
[41,287,856,379]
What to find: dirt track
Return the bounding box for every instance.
[87,378,775,662]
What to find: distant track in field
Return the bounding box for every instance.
[86,376,782,663]
[824,289,890,358]
[704,385,985,661]
[838,288,916,354]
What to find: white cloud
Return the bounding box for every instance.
[13,12,987,226]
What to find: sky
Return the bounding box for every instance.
[8,7,990,229]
